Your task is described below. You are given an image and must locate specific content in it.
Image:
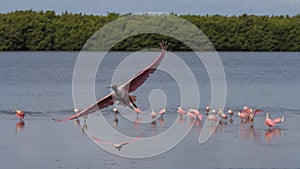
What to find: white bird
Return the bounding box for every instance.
[92,133,144,151]
[150,109,157,118]
[54,42,168,122]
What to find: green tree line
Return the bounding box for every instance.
[0,10,299,51]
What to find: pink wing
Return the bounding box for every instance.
[53,94,114,122]
[54,42,167,122]
[254,109,263,115]
[91,136,114,145]
[92,133,144,145]
[122,42,168,93]
[121,133,144,145]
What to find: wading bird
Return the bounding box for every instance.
[237,111,249,122]
[265,113,276,129]
[16,109,25,120]
[150,109,157,119]
[54,42,168,122]
[205,105,210,115]
[158,108,166,118]
[177,107,186,116]
[227,109,234,118]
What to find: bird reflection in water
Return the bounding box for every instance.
[16,120,25,133]
[158,117,165,126]
[82,115,88,134]
[265,127,284,144]
[151,121,157,128]
[15,109,25,133]
[238,121,261,142]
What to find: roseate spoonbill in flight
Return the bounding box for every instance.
[265,113,276,129]
[54,42,168,122]
[91,133,144,151]
[16,109,25,120]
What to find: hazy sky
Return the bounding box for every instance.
[1,0,300,16]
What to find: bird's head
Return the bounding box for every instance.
[74,108,79,113]
[107,84,118,92]
[113,108,118,113]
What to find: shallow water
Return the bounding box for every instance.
[1,51,300,168]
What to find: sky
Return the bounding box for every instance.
[0,0,300,16]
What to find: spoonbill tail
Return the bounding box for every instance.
[54,42,168,122]
[16,109,25,120]
[92,133,144,151]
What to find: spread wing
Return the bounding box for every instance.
[122,42,168,93]
[91,136,114,145]
[53,94,114,122]
[54,42,168,122]
[254,109,263,115]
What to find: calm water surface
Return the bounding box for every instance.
[0,52,300,169]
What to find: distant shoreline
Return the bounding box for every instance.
[0,10,299,51]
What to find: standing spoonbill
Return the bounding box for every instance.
[237,111,249,122]
[205,105,210,115]
[265,113,276,129]
[177,107,186,116]
[16,109,25,120]
[54,42,168,122]
[186,110,196,122]
[150,109,157,119]
[158,108,166,119]
[227,109,234,118]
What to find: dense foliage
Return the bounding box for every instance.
[0,10,299,51]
